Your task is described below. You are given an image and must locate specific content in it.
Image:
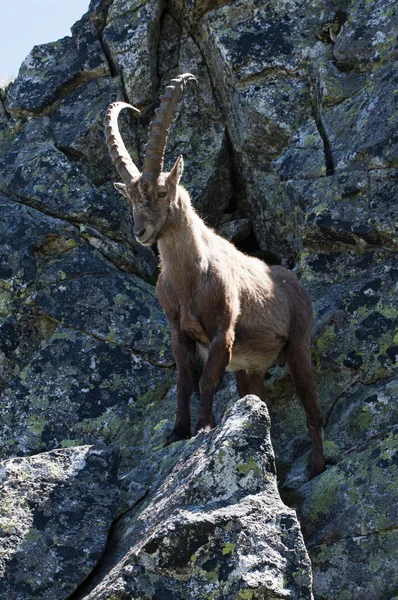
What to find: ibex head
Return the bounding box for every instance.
[104,73,196,246]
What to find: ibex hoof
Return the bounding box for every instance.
[165,429,191,446]
[309,457,326,480]
[194,417,216,435]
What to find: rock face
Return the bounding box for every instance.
[0,444,120,599]
[0,0,397,598]
[78,396,314,599]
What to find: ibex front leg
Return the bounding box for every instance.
[195,328,235,433]
[168,327,196,443]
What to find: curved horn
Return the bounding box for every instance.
[142,73,197,181]
[104,101,141,184]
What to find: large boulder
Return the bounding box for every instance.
[0,444,120,600]
[76,396,314,600]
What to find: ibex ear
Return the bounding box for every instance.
[114,183,128,198]
[169,155,184,186]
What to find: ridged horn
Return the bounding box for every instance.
[104,101,141,184]
[142,73,197,181]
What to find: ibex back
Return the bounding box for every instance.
[105,73,325,479]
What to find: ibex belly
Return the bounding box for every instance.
[197,340,280,373]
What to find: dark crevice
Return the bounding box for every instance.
[187,32,252,225]
[157,5,182,82]
[99,37,119,78]
[54,145,84,163]
[308,63,334,176]
[89,0,115,29]
[234,231,282,265]
[164,0,182,28]
[0,95,12,120]
[156,4,169,83]
[316,11,347,45]
[317,115,334,176]
[68,488,150,600]
[323,378,361,428]
[88,0,120,77]
[190,33,223,113]
[223,131,240,215]
[234,65,303,87]
[308,523,398,551]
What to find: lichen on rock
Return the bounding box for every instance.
[0,0,397,596]
[78,397,314,600]
[0,444,120,599]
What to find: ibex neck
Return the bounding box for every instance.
[157,187,209,278]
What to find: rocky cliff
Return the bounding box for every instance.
[0,0,397,598]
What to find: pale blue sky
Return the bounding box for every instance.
[0,0,90,78]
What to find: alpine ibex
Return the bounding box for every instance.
[105,73,325,478]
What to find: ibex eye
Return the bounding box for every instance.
[158,191,167,198]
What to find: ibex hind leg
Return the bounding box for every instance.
[235,370,267,403]
[285,342,325,479]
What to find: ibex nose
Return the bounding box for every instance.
[135,227,147,240]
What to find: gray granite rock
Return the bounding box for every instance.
[1,0,398,597]
[315,58,367,108]
[0,98,16,157]
[324,377,398,457]
[77,396,314,600]
[369,168,398,247]
[310,529,398,600]
[0,444,120,600]
[324,62,398,172]
[299,428,398,599]
[333,0,398,69]
[216,218,252,244]
[0,195,79,292]
[71,13,110,75]
[103,0,164,106]
[51,77,137,186]
[31,271,173,365]
[0,121,125,232]
[6,33,107,114]
[267,249,397,487]
[0,299,57,392]
[283,171,376,251]
[0,326,173,465]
